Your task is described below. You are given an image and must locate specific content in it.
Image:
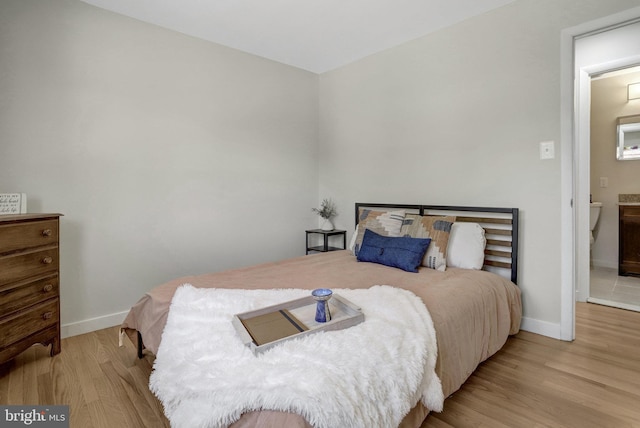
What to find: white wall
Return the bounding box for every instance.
[0,0,319,336]
[319,0,640,336]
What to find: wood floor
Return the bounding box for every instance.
[0,328,169,428]
[1,302,639,428]
[424,302,640,428]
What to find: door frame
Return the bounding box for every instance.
[560,7,640,341]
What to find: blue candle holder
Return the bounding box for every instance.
[311,288,332,323]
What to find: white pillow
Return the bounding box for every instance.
[446,223,486,270]
[348,225,359,252]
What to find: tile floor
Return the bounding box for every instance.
[589,266,640,311]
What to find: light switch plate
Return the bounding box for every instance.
[540,141,555,160]
[600,177,608,188]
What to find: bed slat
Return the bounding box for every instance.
[455,216,512,225]
[485,249,511,258]
[484,260,512,269]
[486,239,512,247]
[484,228,511,236]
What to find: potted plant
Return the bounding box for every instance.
[312,198,338,231]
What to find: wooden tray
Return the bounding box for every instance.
[232,294,364,355]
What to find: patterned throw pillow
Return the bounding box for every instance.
[400,214,455,271]
[351,209,406,256]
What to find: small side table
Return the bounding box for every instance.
[306,229,347,254]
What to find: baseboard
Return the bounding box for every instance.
[587,297,640,313]
[61,310,129,339]
[519,316,563,340]
[591,259,617,270]
[62,312,568,342]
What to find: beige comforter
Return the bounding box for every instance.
[122,250,521,427]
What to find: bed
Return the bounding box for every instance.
[121,203,522,427]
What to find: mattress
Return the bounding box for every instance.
[122,250,522,427]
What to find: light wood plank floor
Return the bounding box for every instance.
[1,302,639,427]
[424,302,640,428]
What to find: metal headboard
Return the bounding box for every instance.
[355,203,519,284]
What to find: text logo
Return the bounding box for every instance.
[1,406,69,427]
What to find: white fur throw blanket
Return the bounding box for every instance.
[150,285,443,428]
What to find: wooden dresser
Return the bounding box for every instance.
[0,213,62,363]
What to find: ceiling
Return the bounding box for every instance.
[81,0,516,73]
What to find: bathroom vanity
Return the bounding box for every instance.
[619,199,640,276]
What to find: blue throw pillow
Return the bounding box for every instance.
[357,228,431,273]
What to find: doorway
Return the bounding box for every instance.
[561,9,640,341]
[588,66,640,312]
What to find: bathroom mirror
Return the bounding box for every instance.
[617,114,640,160]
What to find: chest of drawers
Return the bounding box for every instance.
[0,213,62,363]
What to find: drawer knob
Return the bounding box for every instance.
[42,311,53,320]
[42,256,53,264]
[42,229,52,237]
[43,284,53,292]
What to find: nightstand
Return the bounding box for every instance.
[306,229,347,254]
